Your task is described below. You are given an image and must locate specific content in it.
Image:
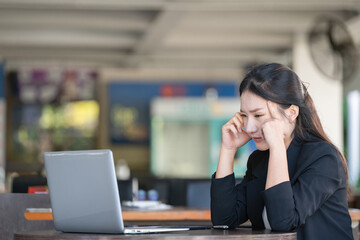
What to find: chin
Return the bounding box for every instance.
[255,142,270,151]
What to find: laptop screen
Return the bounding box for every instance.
[44,149,125,233]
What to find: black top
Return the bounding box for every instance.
[211,136,353,240]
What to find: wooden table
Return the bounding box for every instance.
[5,193,358,240]
[21,207,297,239]
[24,208,211,221]
[23,208,359,240]
[25,207,360,221]
[14,228,297,240]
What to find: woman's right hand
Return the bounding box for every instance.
[216,113,251,178]
[221,112,251,151]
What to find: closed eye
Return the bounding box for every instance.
[255,114,264,118]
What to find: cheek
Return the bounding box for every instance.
[284,121,296,134]
[257,116,269,126]
[243,118,248,128]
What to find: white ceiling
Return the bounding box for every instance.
[0,0,359,69]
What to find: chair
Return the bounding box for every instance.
[117,179,133,201]
[167,179,211,207]
[169,178,243,207]
[186,180,211,208]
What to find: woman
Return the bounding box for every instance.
[211,63,353,240]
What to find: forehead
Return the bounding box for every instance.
[240,91,267,112]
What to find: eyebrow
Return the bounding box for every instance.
[240,107,263,113]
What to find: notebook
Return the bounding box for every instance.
[44,149,191,234]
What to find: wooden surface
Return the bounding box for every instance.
[25,208,211,221]
[14,229,297,240]
[25,208,360,221]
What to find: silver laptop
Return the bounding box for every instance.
[44,149,189,234]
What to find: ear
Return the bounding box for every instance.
[285,105,299,123]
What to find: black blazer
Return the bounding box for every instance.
[211,136,353,240]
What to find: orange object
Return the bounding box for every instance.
[25,211,53,220]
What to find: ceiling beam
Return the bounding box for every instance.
[0,0,165,11]
[0,0,357,12]
[125,10,184,67]
[0,29,136,48]
[133,11,183,54]
[0,0,356,70]
[0,47,127,62]
[164,32,292,49]
[167,1,360,12]
[175,11,350,34]
[0,46,290,68]
[0,9,153,32]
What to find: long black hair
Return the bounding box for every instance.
[239,63,348,180]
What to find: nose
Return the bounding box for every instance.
[245,118,258,134]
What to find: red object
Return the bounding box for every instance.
[160,84,187,97]
[28,186,49,194]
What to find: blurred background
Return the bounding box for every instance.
[0,0,360,206]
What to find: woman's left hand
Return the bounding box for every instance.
[261,101,286,149]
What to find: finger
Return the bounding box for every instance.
[260,120,270,139]
[235,112,246,130]
[260,128,265,139]
[232,115,243,132]
[267,101,281,119]
[223,121,237,133]
[234,112,243,119]
[227,124,239,135]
